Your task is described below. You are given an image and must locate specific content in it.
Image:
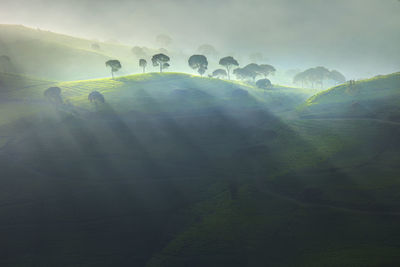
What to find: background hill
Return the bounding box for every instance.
[0,24,151,80]
[300,72,400,121]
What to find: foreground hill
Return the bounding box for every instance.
[300,72,400,121]
[0,72,400,266]
[0,72,315,128]
[0,24,143,80]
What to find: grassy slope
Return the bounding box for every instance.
[0,72,400,266]
[0,24,141,80]
[300,72,400,120]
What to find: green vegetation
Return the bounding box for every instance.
[301,72,400,121]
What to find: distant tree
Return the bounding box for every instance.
[151,53,170,73]
[197,44,218,57]
[105,60,122,79]
[256,79,272,91]
[132,46,147,58]
[139,59,147,73]
[156,34,173,47]
[243,63,262,81]
[44,87,63,105]
[188,55,208,76]
[233,67,254,81]
[249,52,264,63]
[88,91,105,105]
[293,66,331,88]
[211,69,228,79]
[219,56,239,80]
[91,43,100,50]
[258,64,276,78]
[163,62,170,70]
[329,70,346,85]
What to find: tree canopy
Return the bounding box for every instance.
[152,53,170,73]
[219,56,239,80]
[211,69,227,79]
[105,60,122,79]
[188,55,208,76]
[88,91,105,104]
[44,87,63,105]
[139,59,147,73]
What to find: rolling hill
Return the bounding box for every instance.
[300,72,400,121]
[0,24,150,80]
[0,72,400,266]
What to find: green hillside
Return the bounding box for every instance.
[301,72,400,121]
[1,72,400,266]
[0,24,146,80]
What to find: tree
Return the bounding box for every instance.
[329,70,346,85]
[211,69,227,79]
[188,55,208,76]
[258,64,276,78]
[219,56,239,80]
[156,34,172,47]
[132,46,147,58]
[44,87,63,105]
[197,44,218,57]
[139,59,147,73]
[233,67,254,81]
[152,53,170,73]
[105,60,121,79]
[256,79,272,91]
[293,66,331,88]
[243,63,262,81]
[88,91,105,105]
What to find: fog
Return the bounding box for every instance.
[1,0,399,79]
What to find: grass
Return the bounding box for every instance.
[1,71,400,266]
[300,72,400,120]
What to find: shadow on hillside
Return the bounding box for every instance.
[0,87,388,266]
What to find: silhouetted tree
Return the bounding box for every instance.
[44,87,63,105]
[329,70,346,85]
[219,56,239,80]
[211,69,228,79]
[105,60,121,79]
[259,64,276,78]
[233,67,252,81]
[293,66,331,88]
[152,53,170,73]
[256,79,272,91]
[139,59,147,73]
[244,63,262,81]
[188,55,208,76]
[88,91,105,105]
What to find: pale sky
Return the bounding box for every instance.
[1,0,399,77]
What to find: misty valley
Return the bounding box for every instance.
[1,1,400,266]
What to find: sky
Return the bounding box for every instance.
[0,0,399,78]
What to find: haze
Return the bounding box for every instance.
[1,0,399,78]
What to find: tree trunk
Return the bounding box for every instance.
[111,70,114,79]
[160,63,162,73]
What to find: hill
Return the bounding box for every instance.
[300,72,400,121]
[0,24,147,80]
[0,72,400,266]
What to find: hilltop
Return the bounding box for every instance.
[0,24,145,80]
[300,72,400,121]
